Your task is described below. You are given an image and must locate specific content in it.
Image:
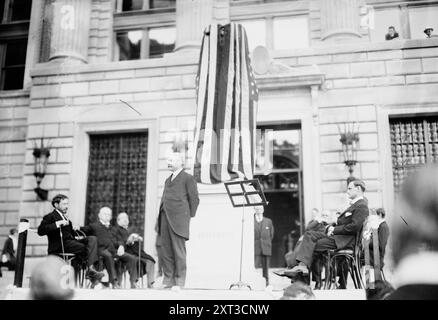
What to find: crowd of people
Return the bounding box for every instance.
[37,197,156,289]
[273,164,438,300]
[32,151,198,291]
[4,152,438,300]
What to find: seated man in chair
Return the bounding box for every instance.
[81,207,139,289]
[113,212,156,288]
[37,194,104,287]
[283,180,369,279]
[280,209,332,289]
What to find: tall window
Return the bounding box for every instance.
[390,116,438,192]
[113,0,175,60]
[115,27,175,60]
[0,0,32,90]
[368,4,438,42]
[237,15,309,52]
[116,0,176,12]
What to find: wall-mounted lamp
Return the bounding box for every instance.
[338,122,360,182]
[33,138,51,201]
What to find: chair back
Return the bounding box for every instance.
[354,222,366,257]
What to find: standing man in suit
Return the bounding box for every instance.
[81,207,138,289]
[37,194,104,285]
[156,152,199,288]
[254,205,274,286]
[1,228,17,271]
[287,179,369,276]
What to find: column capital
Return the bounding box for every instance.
[175,0,213,52]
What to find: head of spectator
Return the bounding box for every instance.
[98,207,113,227]
[375,208,386,221]
[254,205,264,216]
[117,212,129,229]
[9,228,17,237]
[167,152,184,172]
[386,26,399,40]
[30,255,75,300]
[347,179,366,201]
[392,165,438,266]
[311,208,319,219]
[51,194,69,216]
[280,281,315,300]
[320,209,332,224]
[424,28,434,38]
[366,280,395,300]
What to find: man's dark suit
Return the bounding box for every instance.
[1,236,16,270]
[294,198,369,268]
[387,284,438,300]
[37,210,98,267]
[81,221,138,286]
[157,169,199,287]
[113,225,156,287]
[254,216,274,285]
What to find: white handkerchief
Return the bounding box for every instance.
[345,212,352,217]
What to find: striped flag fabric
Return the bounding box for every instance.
[192,23,259,184]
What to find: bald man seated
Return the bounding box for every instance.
[81,207,139,289]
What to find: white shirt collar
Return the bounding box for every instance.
[255,214,263,223]
[350,196,364,205]
[171,168,183,180]
[55,209,67,221]
[9,235,18,252]
[393,251,438,288]
[100,219,110,228]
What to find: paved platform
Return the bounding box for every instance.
[4,287,366,300]
[1,259,373,300]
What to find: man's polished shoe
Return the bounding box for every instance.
[286,264,309,276]
[111,281,122,289]
[314,281,322,290]
[273,270,290,277]
[155,284,172,289]
[86,267,104,281]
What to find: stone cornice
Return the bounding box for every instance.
[256,64,325,90]
[273,38,438,58]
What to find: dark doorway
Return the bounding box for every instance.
[85,131,148,235]
[255,123,303,268]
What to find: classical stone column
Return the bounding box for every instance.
[320,0,362,42]
[49,0,91,63]
[175,0,214,52]
[23,0,45,88]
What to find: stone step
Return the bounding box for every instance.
[5,287,366,300]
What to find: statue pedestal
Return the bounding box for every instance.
[185,192,265,290]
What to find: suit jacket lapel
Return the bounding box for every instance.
[339,199,363,218]
[171,169,184,183]
[339,204,354,218]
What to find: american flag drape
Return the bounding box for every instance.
[192,23,259,184]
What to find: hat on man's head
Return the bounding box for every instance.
[424,28,434,34]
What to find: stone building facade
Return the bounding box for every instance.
[1,0,438,288]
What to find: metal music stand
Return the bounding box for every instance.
[224,179,268,290]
